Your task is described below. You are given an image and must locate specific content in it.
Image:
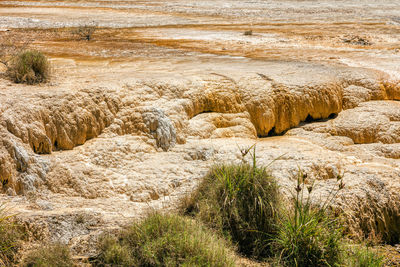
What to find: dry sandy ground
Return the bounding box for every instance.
[1,0,400,265]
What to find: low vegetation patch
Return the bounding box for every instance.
[182,159,281,259]
[6,50,50,84]
[273,172,344,267]
[72,24,97,41]
[0,205,23,266]
[96,212,237,267]
[180,146,385,266]
[22,243,74,267]
[345,245,385,267]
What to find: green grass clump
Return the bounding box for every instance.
[346,246,384,267]
[0,205,23,266]
[273,204,342,266]
[182,162,280,259]
[22,243,74,267]
[97,212,237,267]
[273,172,344,267]
[6,50,49,84]
[97,235,135,266]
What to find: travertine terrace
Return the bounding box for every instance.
[1,0,400,259]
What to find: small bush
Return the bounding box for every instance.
[97,212,236,267]
[182,162,281,259]
[22,243,74,267]
[346,246,384,267]
[72,24,97,41]
[6,50,50,84]
[0,205,23,266]
[273,172,344,267]
[274,206,343,266]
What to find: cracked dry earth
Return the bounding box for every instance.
[2,0,400,264]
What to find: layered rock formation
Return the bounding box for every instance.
[0,62,399,249]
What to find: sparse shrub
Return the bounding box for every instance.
[72,24,97,41]
[346,245,384,267]
[182,150,281,259]
[273,171,344,267]
[97,212,237,267]
[244,30,253,36]
[0,205,23,266]
[22,243,74,267]
[6,50,50,84]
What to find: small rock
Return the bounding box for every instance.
[14,145,29,172]
[142,108,176,151]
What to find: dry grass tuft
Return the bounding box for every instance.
[6,50,50,84]
[22,243,74,267]
[96,212,237,267]
[72,23,98,41]
[0,204,23,266]
[181,161,281,259]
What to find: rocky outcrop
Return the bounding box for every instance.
[142,108,176,151]
[1,89,120,154]
[0,61,400,253]
[0,65,399,195]
[302,101,400,144]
